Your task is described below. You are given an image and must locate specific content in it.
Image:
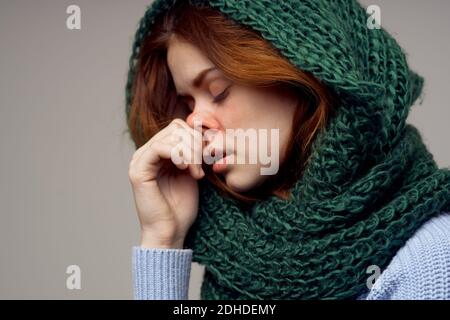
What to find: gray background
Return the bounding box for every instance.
[0,0,449,299]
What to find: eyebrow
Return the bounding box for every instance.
[177,67,217,97]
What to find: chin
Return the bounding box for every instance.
[222,168,261,193]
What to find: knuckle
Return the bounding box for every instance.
[150,140,161,150]
[128,163,144,184]
[128,170,146,186]
[128,168,140,183]
[128,157,137,172]
[171,118,183,127]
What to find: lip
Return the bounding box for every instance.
[212,153,234,173]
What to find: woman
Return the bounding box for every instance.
[126,0,450,299]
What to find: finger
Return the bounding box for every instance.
[132,140,188,182]
[134,118,202,161]
[131,118,205,171]
[131,131,172,164]
[174,141,204,180]
[135,136,203,181]
[171,118,204,151]
[167,122,204,177]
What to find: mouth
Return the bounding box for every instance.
[207,144,234,174]
[212,153,234,173]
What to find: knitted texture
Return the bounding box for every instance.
[131,213,450,300]
[360,212,450,299]
[132,247,192,299]
[125,0,450,299]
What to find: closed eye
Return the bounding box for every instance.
[212,85,231,104]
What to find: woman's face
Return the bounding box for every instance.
[167,35,298,192]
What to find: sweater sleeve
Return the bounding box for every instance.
[132,246,193,300]
[363,212,450,300]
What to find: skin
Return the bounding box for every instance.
[128,35,299,249]
[167,35,298,192]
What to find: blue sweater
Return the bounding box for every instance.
[132,212,450,300]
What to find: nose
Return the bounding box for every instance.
[186,111,221,136]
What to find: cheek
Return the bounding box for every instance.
[217,95,245,128]
[218,87,269,129]
[226,87,289,129]
[232,90,293,149]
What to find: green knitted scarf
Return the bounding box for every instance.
[126,0,450,299]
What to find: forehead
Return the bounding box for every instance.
[167,36,214,90]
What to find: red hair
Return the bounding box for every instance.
[127,1,337,204]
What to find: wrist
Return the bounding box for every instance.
[139,231,185,249]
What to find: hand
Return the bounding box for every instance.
[128,118,204,249]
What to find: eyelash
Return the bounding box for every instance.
[180,85,231,111]
[212,85,231,104]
